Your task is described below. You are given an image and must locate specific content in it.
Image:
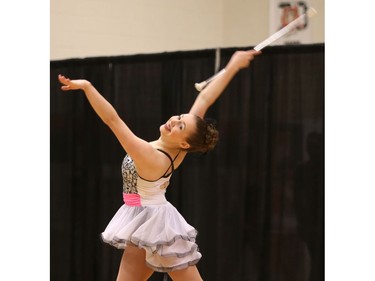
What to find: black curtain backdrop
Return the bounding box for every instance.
[50,44,324,281]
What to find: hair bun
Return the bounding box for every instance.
[204,122,219,151]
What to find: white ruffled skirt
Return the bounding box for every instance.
[101,202,202,272]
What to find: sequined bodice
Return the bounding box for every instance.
[121,154,139,194]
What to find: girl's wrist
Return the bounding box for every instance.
[225,62,240,75]
[82,80,92,91]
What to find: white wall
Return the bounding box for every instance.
[50,0,324,60]
[221,0,269,48]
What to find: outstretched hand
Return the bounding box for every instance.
[227,49,262,71]
[58,74,91,91]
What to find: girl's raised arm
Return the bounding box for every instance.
[189,50,261,118]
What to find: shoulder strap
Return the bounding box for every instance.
[157,149,181,178]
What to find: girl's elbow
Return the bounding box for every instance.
[103,114,120,127]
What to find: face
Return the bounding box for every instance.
[160,113,197,149]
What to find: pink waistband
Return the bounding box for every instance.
[123,193,141,206]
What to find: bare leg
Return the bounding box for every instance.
[116,245,154,281]
[168,265,203,281]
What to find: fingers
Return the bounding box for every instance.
[243,50,262,60]
[247,50,262,59]
[246,49,262,55]
[58,74,71,85]
[235,50,261,63]
[58,74,73,84]
[58,74,73,91]
[58,74,70,83]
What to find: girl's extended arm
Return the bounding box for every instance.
[189,50,261,118]
[58,75,158,164]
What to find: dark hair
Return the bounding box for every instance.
[185,116,219,153]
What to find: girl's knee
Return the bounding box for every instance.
[168,265,203,281]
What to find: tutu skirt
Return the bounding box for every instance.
[101,202,202,272]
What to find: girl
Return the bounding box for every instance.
[58,49,261,281]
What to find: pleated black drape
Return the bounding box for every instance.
[50,44,324,281]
